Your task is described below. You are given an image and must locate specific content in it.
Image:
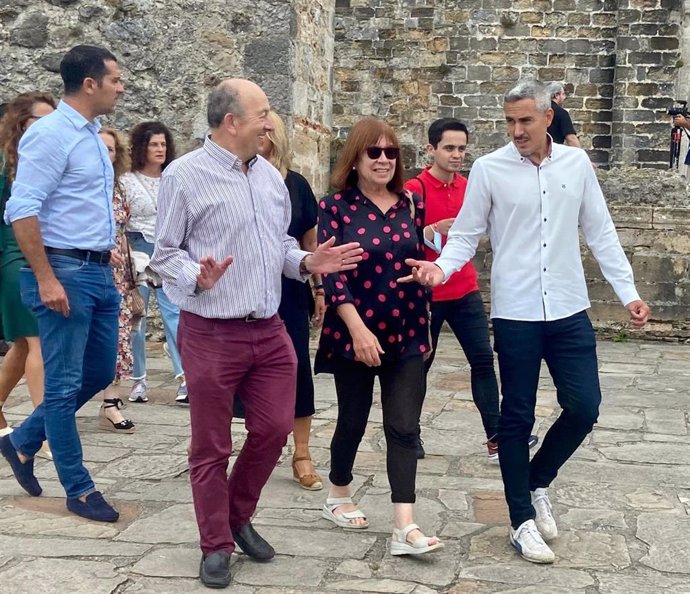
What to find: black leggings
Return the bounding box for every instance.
[329,355,425,503]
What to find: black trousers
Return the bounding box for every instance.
[329,355,425,503]
[425,290,500,438]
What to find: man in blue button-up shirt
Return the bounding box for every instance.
[0,45,125,523]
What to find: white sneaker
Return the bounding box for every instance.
[510,519,555,564]
[129,379,148,403]
[531,488,558,541]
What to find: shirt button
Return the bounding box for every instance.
[544,218,547,222]
[542,190,546,194]
[544,291,547,295]
[543,243,546,247]
[543,267,546,271]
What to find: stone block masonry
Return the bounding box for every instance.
[332,0,687,170]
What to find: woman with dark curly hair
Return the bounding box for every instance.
[98,127,135,433]
[0,92,55,459]
[122,121,186,405]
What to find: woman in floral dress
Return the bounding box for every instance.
[98,128,135,433]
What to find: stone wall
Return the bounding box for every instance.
[0,0,332,181]
[333,0,686,170]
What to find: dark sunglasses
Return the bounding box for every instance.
[366,146,400,160]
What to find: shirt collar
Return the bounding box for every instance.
[57,100,100,131]
[420,166,461,189]
[507,135,554,166]
[203,136,259,171]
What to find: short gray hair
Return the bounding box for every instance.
[207,81,243,128]
[545,81,564,99]
[504,80,551,113]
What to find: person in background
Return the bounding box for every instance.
[98,127,135,433]
[0,45,124,522]
[258,110,325,490]
[401,79,649,564]
[545,82,581,148]
[122,121,186,405]
[404,117,538,461]
[316,117,443,557]
[0,92,56,461]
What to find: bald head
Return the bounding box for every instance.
[207,78,273,162]
[207,78,267,129]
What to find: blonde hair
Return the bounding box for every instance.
[264,111,291,178]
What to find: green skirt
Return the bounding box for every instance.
[0,225,38,340]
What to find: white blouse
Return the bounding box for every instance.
[122,171,161,243]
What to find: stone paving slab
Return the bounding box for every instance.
[0,338,689,592]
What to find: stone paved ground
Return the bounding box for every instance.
[1,336,690,593]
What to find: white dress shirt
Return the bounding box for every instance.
[150,136,308,319]
[435,141,640,322]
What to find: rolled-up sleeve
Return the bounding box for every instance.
[150,173,201,297]
[317,196,355,307]
[5,126,66,224]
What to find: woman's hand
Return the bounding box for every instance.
[312,293,326,328]
[351,326,385,367]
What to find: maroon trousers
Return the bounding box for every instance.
[179,312,297,555]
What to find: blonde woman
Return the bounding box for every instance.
[257,111,326,490]
[98,128,135,433]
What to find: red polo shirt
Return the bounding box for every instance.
[404,167,479,302]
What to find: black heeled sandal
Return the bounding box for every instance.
[99,398,135,433]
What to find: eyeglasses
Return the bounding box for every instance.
[365,146,400,160]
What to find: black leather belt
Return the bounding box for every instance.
[45,247,111,265]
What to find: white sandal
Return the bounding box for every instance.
[390,523,444,556]
[322,496,369,530]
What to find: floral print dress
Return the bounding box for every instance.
[113,186,134,383]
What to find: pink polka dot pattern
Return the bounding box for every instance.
[314,188,430,374]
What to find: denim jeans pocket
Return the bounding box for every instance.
[48,255,86,274]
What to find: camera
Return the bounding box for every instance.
[667,99,689,118]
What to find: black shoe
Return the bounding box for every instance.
[66,491,119,522]
[199,551,231,588]
[231,522,275,561]
[415,436,425,459]
[0,434,42,496]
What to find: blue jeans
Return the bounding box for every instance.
[11,255,120,498]
[425,290,500,438]
[493,311,601,528]
[126,232,183,379]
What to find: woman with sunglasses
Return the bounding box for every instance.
[315,117,443,556]
[0,92,56,460]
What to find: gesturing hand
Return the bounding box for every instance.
[397,259,445,287]
[306,237,363,274]
[626,299,650,329]
[197,256,234,290]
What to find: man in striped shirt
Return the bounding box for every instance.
[151,78,362,589]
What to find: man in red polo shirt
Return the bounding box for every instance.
[405,118,537,460]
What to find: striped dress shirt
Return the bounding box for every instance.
[150,136,308,319]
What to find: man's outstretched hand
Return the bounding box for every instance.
[397,259,445,287]
[197,256,234,290]
[305,237,363,274]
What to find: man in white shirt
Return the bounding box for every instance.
[400,80,649,564]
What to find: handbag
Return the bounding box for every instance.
[125,238,146,318]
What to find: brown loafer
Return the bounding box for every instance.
[292,455,323,491]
